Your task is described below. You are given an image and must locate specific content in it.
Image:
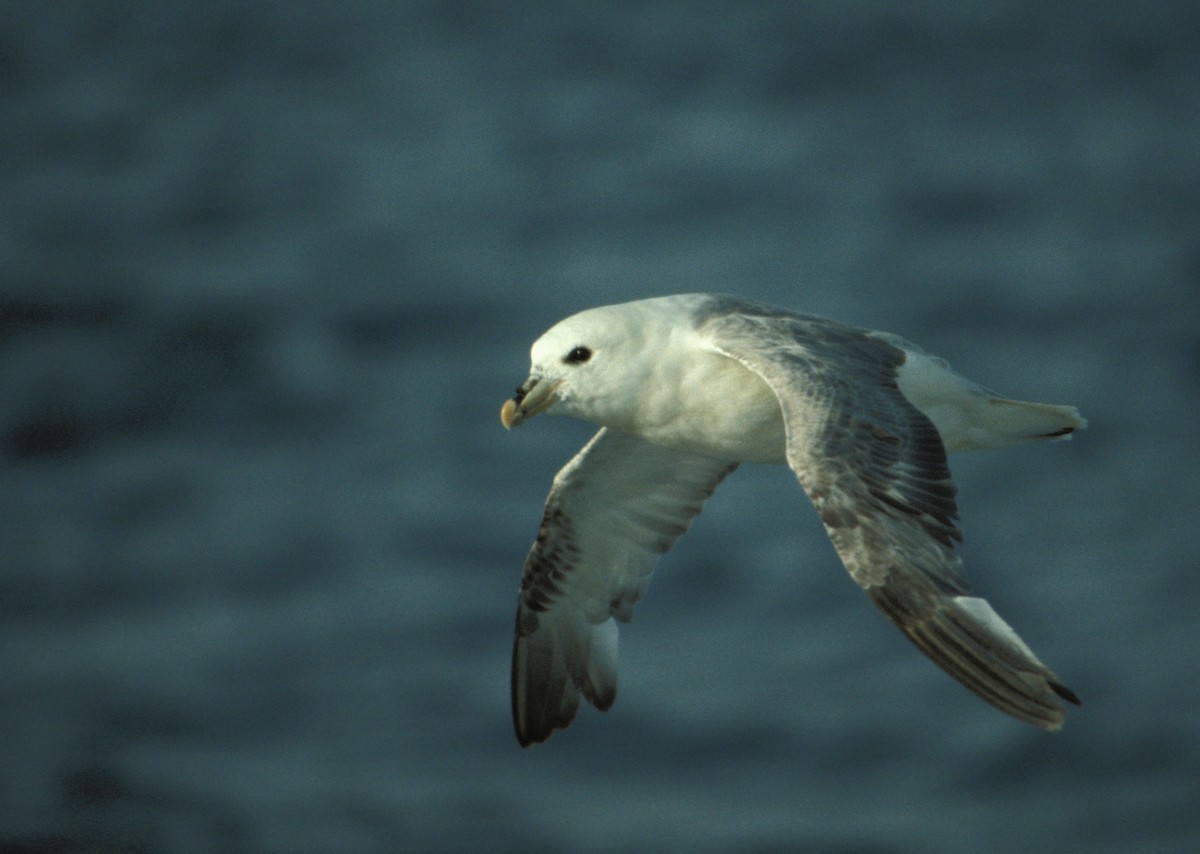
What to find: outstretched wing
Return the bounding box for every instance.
[702,306,1079,728]
[512,428,736,746]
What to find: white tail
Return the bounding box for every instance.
[890,344,1087,453]
[971,397,1087,448]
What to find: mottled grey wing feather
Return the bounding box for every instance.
[512,428,736,746]
[701,304,1079,728]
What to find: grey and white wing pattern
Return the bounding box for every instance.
[700,303,1080,728]
[512,427,736,746]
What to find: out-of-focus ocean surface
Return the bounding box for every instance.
[2,3,1198,852]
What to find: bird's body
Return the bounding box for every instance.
[501,294,1084,746]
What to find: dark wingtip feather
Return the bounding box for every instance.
[512,619,580,748]
[1050,681,1082,707]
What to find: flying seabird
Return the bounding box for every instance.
[501,294,1084,747]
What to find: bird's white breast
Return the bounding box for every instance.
[632,347,787,463]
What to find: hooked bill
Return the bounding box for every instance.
[500,398,519,429]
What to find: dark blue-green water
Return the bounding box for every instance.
[2,3,1198,851]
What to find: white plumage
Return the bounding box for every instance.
[502,294,1084,746]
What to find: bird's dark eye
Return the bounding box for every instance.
[564,346,592,365]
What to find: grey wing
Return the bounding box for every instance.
[703,309,1080,729]
[512,428,736,746]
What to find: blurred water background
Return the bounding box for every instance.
[2,2,1198,852]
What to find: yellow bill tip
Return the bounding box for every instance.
[500,398,519,429]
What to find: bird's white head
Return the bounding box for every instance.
[500,299,682,431]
